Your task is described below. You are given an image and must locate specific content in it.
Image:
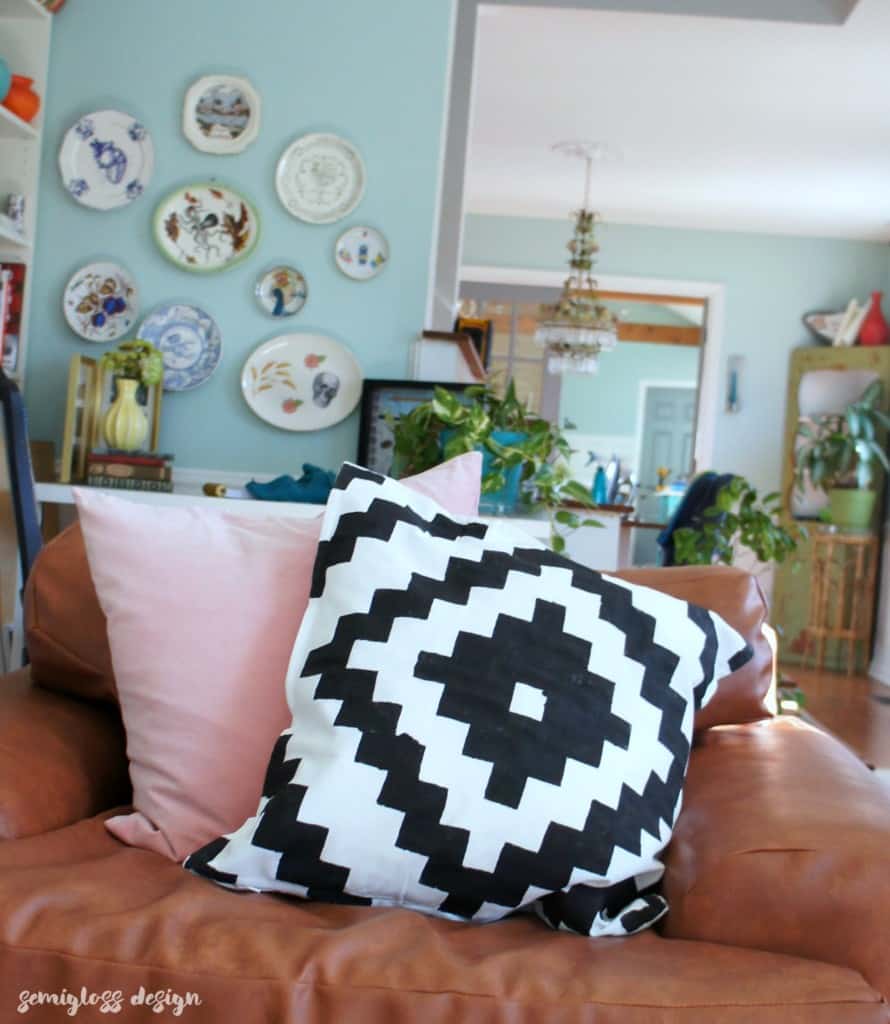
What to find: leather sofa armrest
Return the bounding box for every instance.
[662,716,890,1000]
[0,669,130,840]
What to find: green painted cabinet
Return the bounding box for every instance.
[772,345,890,671]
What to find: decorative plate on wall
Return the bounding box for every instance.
[255,265,308,317]
[138,302,222,392]
[275,133,365,225]
[153,183,260,273]
[59,110,155,210]
[62,260,139,343]
[335,225,389,281]
[182,75,261,155]
[241,333,362,431]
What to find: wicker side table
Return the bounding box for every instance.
[805,529,879,675]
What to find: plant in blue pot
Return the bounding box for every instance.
[390,380,600,551]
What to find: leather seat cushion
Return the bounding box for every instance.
[0,814,885,1024]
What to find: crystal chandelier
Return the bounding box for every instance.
[535,141,619,375]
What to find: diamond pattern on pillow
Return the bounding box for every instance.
[186,464,752,938]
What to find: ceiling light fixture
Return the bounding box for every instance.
[535,140,619,375]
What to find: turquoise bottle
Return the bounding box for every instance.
[592,466,607,505]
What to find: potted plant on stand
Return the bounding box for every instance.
[390,380,600,552]
[99,340,163,452]
[794,380,890,530]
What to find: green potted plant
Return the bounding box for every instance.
[99,339,163,452]
[794,380,890,530]
[672,475,804,567]
[390,380,600,551]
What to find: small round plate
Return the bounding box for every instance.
[335,226,389,281]
[153,182,260,273]
[59,109,154,210]
[138,303,222,392]
[255,265,308,317]
[63,261,139,343]
[241,333,362,431]
[183,75,261,155]
[275,132,365,225]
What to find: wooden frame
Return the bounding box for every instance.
[357,379,473,476]
[60,354,163,483]
[59,354,101,483]
[420,329,486,381]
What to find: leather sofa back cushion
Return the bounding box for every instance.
[612,565,774,730]
[25,524,774,733]
[24,522,117,703]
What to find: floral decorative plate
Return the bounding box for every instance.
[59,110,154,210]
[335,225,389,281]
[62,261,139,343]
[241,333,362,431]
[183,75,261,155]
[153,183,260,273]
[275,133,365,225]
[255,265,308,317]
[138,303,222,392]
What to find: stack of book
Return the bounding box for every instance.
[86,451,174,493]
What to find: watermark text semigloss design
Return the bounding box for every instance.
[17,987,203,1016]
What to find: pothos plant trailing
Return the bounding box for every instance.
[672,475,804,568]
[390,381,601,552]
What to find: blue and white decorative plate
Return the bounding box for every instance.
[138,303,221,392]
[59,109,155,211]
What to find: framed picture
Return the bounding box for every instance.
[59,354,101,483]
[357,379,473,476]
[60,355,163,482]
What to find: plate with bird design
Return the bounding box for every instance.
[255,265,308,317]
[152,182,260,273]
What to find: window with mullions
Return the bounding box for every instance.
[459,285,562,421]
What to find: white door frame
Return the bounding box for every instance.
[633,380,698,485]
[461,264,725,473]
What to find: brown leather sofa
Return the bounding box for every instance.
[2,524,889,1023]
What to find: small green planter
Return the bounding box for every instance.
[827,488,876,530]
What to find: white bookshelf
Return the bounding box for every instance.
[0,0,50,384]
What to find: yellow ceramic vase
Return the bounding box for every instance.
[103,378,148,451]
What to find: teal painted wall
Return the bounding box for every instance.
[26,0,453,473]
[560,342,700,436]
[464,213,890,492]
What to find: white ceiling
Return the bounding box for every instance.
[466,0,890,240]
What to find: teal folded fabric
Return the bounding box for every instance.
[246,464,335,504]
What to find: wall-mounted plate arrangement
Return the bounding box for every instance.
[182,74,261,155]
[335,225,389,281]
[138,302,222,392]
[275,132,365,225]
[62,260,139,343]
[153,182,260,273]
[59,109,155,210]
[241,332,362,431]
[255,265,307,317]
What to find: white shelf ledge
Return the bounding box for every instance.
[0,215,30,250]
[0,0,49,19]
[0,104,37,140]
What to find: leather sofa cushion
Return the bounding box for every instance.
[24,523,116,703]
[663,715,890,1004]
[25,527,774,732]
[0,814,884,1024]
[613,565,774,729]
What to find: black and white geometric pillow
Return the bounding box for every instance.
[186,464,751,938]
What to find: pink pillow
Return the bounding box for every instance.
[74,453,481,861]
